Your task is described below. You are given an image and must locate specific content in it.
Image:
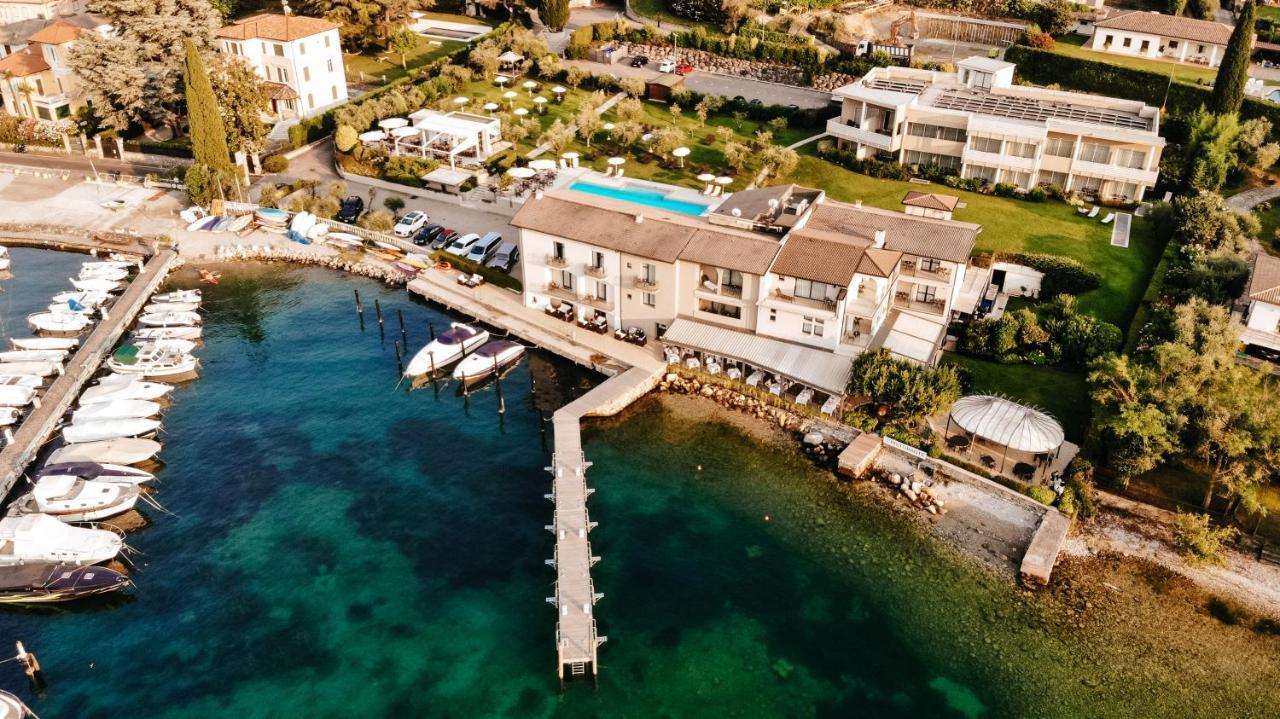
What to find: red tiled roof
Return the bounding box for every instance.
[217,13,339,42]
[26,19,81,45]
[0,48,49,77]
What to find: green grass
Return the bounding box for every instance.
[1253,202,1280,255]
[781,152,1166,328]
[344,37,466,84]
[1130,459,1280,543]
[627,0,715,31]
[1050,33,1218,86]
[941,353,1091,441]
[1259,4,1280,21]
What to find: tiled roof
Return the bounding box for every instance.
[772,228,872,286]
[264,81,298,100]
[902,190,959,212]
[217,13,339,42]
[679,229,780,275]
[803,201,979,264]
[26,19,81,45]
[1247,252,1280,304]
[0,48,49,77]
[858,247,903,278]
[511,194,697,263]
[1095,11,1233,46]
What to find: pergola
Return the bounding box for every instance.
[395,109,502,168]
[497,50,525,73]
[945,394,1065,478]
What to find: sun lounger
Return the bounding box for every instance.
[821,396,840,416]
[1100,213,1115,225]
[1162,191,1173,203]
[703,185,713,195]
[615,168,624,178]
[746,370,764,386]
[603,167,613,177]
[1076,206,1088,214]
[1086,206,1099,218]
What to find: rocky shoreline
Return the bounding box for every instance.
[176,244,413,286]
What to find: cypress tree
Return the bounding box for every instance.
[541,0,569,33]
[1210,0,1254,116]
[183,38,233,174]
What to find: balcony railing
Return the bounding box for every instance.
[633,276,659,291]
[578,293,613,311]
[546,254,568,269]
[548,281,613,311]
[584,264,607,279]
[769,288,837,313]
[899,261,951,281]
[893,292,947,316]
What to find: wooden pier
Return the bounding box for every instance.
[0,248,178,497]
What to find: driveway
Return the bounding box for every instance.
[566,59,832,109]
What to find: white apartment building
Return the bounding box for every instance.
[512,175,983,403]
[216,13,347,119]
[828,56,1165,203]
[1090,11,1235,68]
[0,0,82,24]
[1241,253,1280,353]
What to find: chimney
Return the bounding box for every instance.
[873,229,886,247]
[635,214,644,224]
[854,199,863,208]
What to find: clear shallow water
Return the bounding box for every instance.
[568,182,711,216]
[0,254,1010,717]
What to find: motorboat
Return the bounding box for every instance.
[133,338,196,355]
[61,417,160,444]
[0,562,130,603]
[132,326,202,342]
[290,211,317,235]
[0,349,67,364]
[403,323,489,377]
[0,513,123,566]
[106,343,198,379]
[82,260,131,272]
[185,214,212,231]
[0,375,43,388]
[10,475,141,522]
[51,290,110,308]
[78,266,127,282]
[0,386,36,408]
[48,438,161,465]
[48,300,97,316]
[37,462,155,486]
[327,232,364,250]
[0,408,20,426]
[227,214,253,233]
[152,289,201,304]
[137,311,201,327]
[255,207,289,225]
[29,310,91,334]
[12,337,77,351]
[81,377,172,404]
[452,340,525,383]
[144,301,198,314]
[210,216,234,233]
[0,361,60,378]
[0,689,28,718]
[70,277,122,293]
[73,399,161,422]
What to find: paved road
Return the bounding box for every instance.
[0,149,175,177]
[565,59,833,109]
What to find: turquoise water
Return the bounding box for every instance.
[568,181,711,216]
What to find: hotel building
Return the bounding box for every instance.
[216,13,347,119]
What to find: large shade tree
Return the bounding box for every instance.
[293,0,433,51]
[208,53,269,155]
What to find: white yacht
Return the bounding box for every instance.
[61,417,160,444]
[152,289,201,304]
[70,277,121,293]
[133,338,196,355]
[29,310,91,334]
[0,375,42,389]
[0,385,36,408]
[132,326,202,342]
[11,337,78,351]
[10,475,141,523]
[37,461,155,486]
[47,438,161,465]
[72,399,161,422]
[106,343,198,379]
[81,260,131,272]
[403,323,490,377]
[0,246,9,272]
[137,311,201,327]
[80,377,172,404]
[452,340,525,383]
[0,361,60,378]
[0,407,20,426]
[51,290,109,308]
[143,301,198,314]
[0,513,123,566]
[0,349,68,364]
[77,266,127,282]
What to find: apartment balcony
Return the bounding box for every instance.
[584,264,608,279]
[899,260,952,283]
[546,254,568,269]
[1070,159,1158,185]
[962,148,1037,173]
[893,291,947,316]
[548,281,614,312]
[840,316,875,350]
[825,118,896,151]
[696,279,742,299]
[633,276,660,292]
[766,288,838,315]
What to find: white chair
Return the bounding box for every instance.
[603,166,614,177]
[1101,213,1115,224]
[1086,206,1100,218]
[702,184,714,195]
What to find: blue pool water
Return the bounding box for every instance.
[569,182,711,216]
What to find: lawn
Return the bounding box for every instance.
[1260,4,1280,21]
[1050,33,1218,86]
[1253,202,1280,255]
[1130,459,1280,544]
[456,78,816,191]
[941,353,1092,441]
[345,37,467,84]
[780,152,1166,328]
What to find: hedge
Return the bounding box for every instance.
[125,139,194,158]
[430,249,522,291]
[1000,252,1101,297]
[1004,45,1280,132]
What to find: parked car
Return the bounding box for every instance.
[465,231,504,264]
[658,59,676,73]
[431,228,458,251]
[336,196,364,224]
[393,210,428,237]
[749,98,763,106]
[413,223,444,246]
[675,62,694,75]
[486,241,520,273]
[445,232,480,258]
[630,55,648,68]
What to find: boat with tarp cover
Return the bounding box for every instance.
[0,562,129,603]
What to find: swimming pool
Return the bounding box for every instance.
[569,181,711,216]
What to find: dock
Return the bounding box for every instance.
[0,247,178,496]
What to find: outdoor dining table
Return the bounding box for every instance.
[1012,462,1037,481]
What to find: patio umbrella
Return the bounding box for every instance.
[482,102,500,113]
[507,166,536,179]
[389,125,418,153]
[603,122,615,139]
[529,158,557,171]
[696,172,716,182]
[522,80,538,94]
[378,117,409,130]
[607,156,626,167]
[533,96,548,113]
[502,90,518,107]
[495,75,509,87]
[672,146,690,167]
[641,132,654,143]
[715,176,733,186]
[513,107,529,117]
[551,86,567,103]
[358,130,387,143]
[562,151,580,168]
[453,96,470,107]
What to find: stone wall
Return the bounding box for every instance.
[617,42,855,92]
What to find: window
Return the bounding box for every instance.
[1115,148,1146,169]
[557,270,574,291]
[325,34,331,48]
[276,67,289,83]
[272,43,285,56]
[905,123,967,142]
[303,67,311,82]
[802,316,825,337]
[642,292,655,307]
[1140,40,1150,53]
[591,251,604,270]
[327,59,334,73]
[594,281,608,302]
[1121,37,1131,48]
[299,42,306,55]
[33,78,43,95]
[904,150,962,169]
[1078,142,1111,164]
[914,285,938,303]
[1005,170,1032,187]
[1006,141,1037,159]
[1044,137,1075,157]
[793,278,831,302]
[720,269,743,291]
[919,257,941,272]
[553,241,565,260]
[1109,181,1139,200]
[1197,44,1205,53]
[641,263,656,284]
[966,164,998,183]
[700,300,741,319]
[970,136,1002,153]
[1169,40,1179,49]
[331,86,338,100]
[1038,169,1069,188]
[1076,176,1103,194]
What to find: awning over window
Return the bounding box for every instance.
[661,318,852,396]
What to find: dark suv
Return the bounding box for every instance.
[336,196,364,224]
[630,55,648,68]
[414,223,445,246]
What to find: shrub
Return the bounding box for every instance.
[1003,252,1102,297]
[261,154,289,173]
[1025,187,1048,202]
[1023,30,1055,50]
[358,209,395,232]
[993,182,1019,197]
[334,124,358,153]
[429,249,522,291]
[1024,485,1057,506]
[1172,512,1235,566]
[383,196,405,213]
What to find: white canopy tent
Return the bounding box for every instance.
[397,109,502,168]
[947,394,1065,475]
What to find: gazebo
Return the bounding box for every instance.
[945,395,1065,479]
[498,51,525,73]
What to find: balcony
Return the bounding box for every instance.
[899,260,952,282]
[546,254,568,269]
[767,288,838,314]
[1070,159,1158,185]
[578,293,614,312]
[841,316,875,350]
[548,281,613,312]
[825,118,896,151]
[962,148,1036,173]
[696,279,742,298]
[633,276,659,291]
[584,264,608,279]
[893,291,947,316]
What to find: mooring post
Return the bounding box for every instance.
[428,322,436,341]
[397,309,407,349]
[354,289,364,330]
[394,339,403,375]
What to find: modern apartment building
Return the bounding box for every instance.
[1090,11,1235,68]
[0,18,85,119]
[1241,252,1280,354]
[216,13,346,119]
[828,56,1165,203]
[512,173,982,395]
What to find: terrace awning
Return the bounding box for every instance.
[661,318,852,396]
[880,312,946,364]
[948,395,1064,454]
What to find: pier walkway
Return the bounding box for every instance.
[0,247,178,496]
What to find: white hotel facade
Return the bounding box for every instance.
[216,13,347,119]
[827,56,1165,203]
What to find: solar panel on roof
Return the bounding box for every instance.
[868,79,926,95]
[932,90,1151,131]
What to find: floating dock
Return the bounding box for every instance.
[0,247,178,497]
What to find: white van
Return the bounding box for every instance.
[465,232,503,264]
[445,233,480,257]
